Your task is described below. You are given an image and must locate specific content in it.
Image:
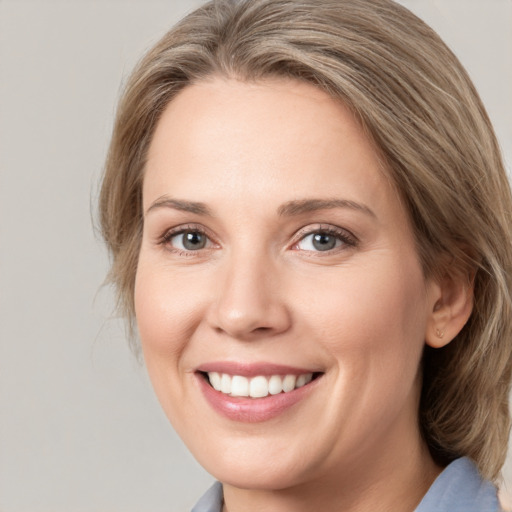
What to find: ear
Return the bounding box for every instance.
[425,270,474,349]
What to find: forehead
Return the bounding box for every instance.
[144,77,399,219]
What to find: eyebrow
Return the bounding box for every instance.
[145,196,375,219]
[145,197,213,217]
[278,198,375,218]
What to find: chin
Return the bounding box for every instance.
[204,455,311,491]
[181,426,330,491]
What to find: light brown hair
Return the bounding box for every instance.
[99,0,512,480]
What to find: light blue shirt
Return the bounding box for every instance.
[191,457,501,512]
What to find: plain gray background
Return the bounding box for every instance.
[0,1,510,511]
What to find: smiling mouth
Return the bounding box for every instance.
[201,371,322,399]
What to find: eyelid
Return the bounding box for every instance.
[291,224,358,252]
[158,223,218,252]
[155,222,357,255]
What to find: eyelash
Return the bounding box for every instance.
[158,224,215,256]
[291,225,358,254]
[158,224,358,255]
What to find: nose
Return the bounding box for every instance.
[206,252,292,341]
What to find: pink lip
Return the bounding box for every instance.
[196,361,319,377]
[195,364,322,423]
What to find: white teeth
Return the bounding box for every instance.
[249,376,268,398]
[220,373,231,394]
[231,375,249,397]
[209,372,222,391]
[283,374,296,392]
[206,372,315,398]
[296,373,313,388]
[268,375,283,395]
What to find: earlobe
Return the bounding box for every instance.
[425,272,474,349]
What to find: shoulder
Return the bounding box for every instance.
[415,457,501,512]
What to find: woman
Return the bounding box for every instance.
[99,0,512,510]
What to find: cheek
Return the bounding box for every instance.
[299,258,428,373]
[133,259,210,429]
[134,260,206,361]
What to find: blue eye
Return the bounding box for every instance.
[169,230,210,251]
[297,232,342,252]
[295,227,357,253]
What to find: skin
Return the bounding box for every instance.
[135,77,473,512]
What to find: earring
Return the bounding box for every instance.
[435,328,445,339]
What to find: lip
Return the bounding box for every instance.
[195,362,323,423]
[196,361,320,377]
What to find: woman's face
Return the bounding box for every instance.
[136,77,440,489]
